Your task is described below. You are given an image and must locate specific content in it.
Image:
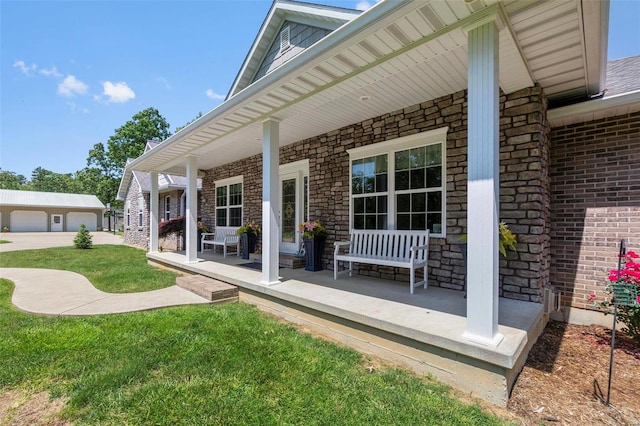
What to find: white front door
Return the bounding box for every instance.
[279,161,309,254]
[51,214,63,232]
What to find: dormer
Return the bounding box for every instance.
[227,0,360,99]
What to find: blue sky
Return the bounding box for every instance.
[1,0,639,179]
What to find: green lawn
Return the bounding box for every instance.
[0,245,176,293]
[0,246,508,425]
[0,240,10,244]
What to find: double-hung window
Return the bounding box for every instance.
[164,196,171,221]
[348,128,447,237]
[138,195,144,227]
[126,201,131,227]
[215,176,243,227]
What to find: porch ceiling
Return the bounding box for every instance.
[127,0,607,177]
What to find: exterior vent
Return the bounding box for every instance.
[280,25,290,53]
[544,287,561,314]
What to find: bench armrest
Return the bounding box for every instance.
[410,243,429,252]
[201,232,216,240]
[334,241,351,255]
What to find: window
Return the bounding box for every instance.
[138,195,144,227]
[280,25,290,53]
[215,177,243,227]
[348,128,447,237]
[164,196,171,222]
[126,201,131,227]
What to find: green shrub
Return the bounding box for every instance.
[73,224,93,249]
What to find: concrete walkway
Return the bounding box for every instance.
[0,268,210,316]
[0,231,124,252]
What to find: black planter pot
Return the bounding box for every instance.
[241,232,257,260]
[197,230,202,252]
[303,236,325,271]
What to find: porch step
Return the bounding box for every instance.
[249,252,305,269]
[176,274,238,303]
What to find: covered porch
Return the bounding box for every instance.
[148,249,544,405]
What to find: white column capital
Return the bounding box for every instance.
[261,117,281,125]
[462,10,505,34]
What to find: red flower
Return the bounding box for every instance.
[627,250,639,259]
[587,292,596,302]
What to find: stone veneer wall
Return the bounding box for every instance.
[123,178,150,248]
[550,111,640,309]
[202,85,550,302]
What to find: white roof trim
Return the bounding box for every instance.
[227,0,360,98]
[126,0,410,174]
[580,0,610,95]
[548,90,640,127]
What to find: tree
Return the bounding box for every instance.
[29,167,78,193]
[0,169,28,189]
[73,224,93,249]
[105,107,171,171]
[175,112,203,133]
[86,107,171,206]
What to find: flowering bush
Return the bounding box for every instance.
[596,249,640,341]
[299,220,326,239]
[237,221,261,235]
[197,221,210,233]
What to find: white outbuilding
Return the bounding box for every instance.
[0,189,105,232]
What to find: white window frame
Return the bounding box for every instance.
[214,176,243,228]
[164,195,171,222]
[125,200,131,228]
[347,127,448,238]
[138,195,144,228]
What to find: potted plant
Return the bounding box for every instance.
[237,221,261,259]
[299,220,327,271]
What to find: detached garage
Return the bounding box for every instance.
[0,189,105,232]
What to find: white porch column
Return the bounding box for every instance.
[185,155,198,263]
[463,17,503,346]
[261,118,281,285]
[149,171,159,253]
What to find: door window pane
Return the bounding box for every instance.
[281,178,296,243]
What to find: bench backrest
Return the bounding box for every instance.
[213,226,240,242]
[350,229,429,261]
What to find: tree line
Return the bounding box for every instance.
[0,108,202,208]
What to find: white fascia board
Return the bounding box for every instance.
[580,0,610,95]
[126,0,412,175]
[548,90,640,127]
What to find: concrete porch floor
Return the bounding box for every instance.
[148,249,545,405]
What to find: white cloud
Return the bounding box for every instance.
[40,66,63,78]
[205,89,225,100]
[156,76,171,90]
[101,81,135,103]
[58,75,88,97]
[13,60,37,75]
[67,102,90,114]
[356,1,373,11]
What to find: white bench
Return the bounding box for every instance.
[201,227,240,258]
[334,229,429,294]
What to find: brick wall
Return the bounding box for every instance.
[550,111,640,309]
[202,85,550,302]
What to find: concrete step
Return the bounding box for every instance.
[176,274,238,303]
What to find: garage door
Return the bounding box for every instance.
[67,212,98,231]
[10,210,47,232]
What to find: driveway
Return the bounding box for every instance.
[0,231,123,252]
